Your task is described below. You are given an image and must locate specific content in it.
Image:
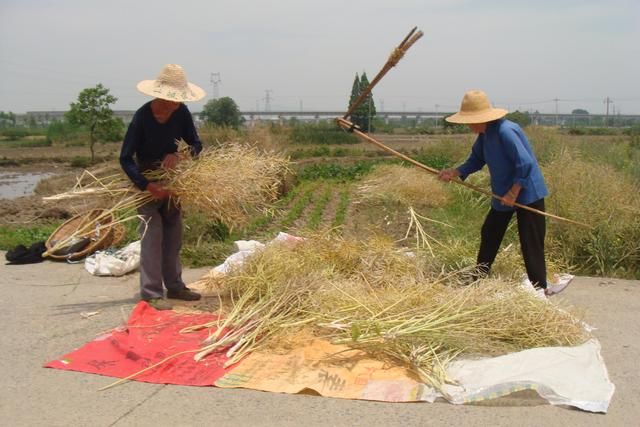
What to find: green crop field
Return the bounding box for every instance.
[1,123,638,279]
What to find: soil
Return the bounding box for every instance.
[0,141,127,226]
[0,142,120,162]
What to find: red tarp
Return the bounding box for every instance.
[45,302,233,386]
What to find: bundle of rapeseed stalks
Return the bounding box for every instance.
[43,141,290,253]
[185,233,588,391]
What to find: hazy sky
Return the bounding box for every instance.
[1,0,639,115]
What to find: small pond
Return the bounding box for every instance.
[0,171,54,199]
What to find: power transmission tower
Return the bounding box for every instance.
[210,73,221,99]
[553,98,559,126]
[604,96,613,126]
[263,90,273,112]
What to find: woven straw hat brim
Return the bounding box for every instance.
[445,108,508,124]
[137,80,206,102]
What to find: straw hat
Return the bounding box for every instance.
[445,90,508,124]
[136,64,206,102]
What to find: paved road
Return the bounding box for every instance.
[0,257,638,427]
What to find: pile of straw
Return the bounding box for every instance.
[186,233,588,391]
[357,164,449,210]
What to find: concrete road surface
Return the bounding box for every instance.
[0,256,638,427]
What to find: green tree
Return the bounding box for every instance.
[347,72,377,133]
[348,73,360,116]
[96,117,125,142]
[505,110,532,127]
[0,111,16,128]
[200,97,244,128]
[442,114,468,134]
[359,72,376,132]
[571,108,589,115]
[65,83,118,163]
[46,120,81,144]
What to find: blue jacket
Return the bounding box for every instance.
[456,119,548,211]
[120,102,202,190]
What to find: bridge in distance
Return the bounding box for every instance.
[241,110,640,126]
[21,110,640,126]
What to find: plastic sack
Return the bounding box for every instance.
[84,241,141,276]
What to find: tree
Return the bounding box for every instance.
[0,111,16,128]
[571,108,589,115]
[505,110,531,127]
[442,114,468,134]
[200,97,243,128]
[359,72,376,132]
[96,117,125,142]
[65,83,118,163]
[347,72,377,133]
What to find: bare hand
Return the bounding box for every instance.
[146,182,171,199]
[501,191,517,207]
[161,153,179,170]
[438,168,460,182]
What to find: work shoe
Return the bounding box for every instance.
[146,298,174,311]
[167,287,201,301]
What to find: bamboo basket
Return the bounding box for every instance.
[102,222,126,249]
[44,209,121,261]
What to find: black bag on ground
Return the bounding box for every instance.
[5,241,47,265]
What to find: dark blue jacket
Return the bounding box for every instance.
[120,102,202,190]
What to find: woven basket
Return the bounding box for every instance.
[45,209,119,261]
[101,222,127,250]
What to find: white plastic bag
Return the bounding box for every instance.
[84,241,141,276]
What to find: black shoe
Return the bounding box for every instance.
[167,288,201,301]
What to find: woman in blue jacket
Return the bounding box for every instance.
[438,90,554,294]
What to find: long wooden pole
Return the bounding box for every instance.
[344,27,423,120]
[336,117,592,229]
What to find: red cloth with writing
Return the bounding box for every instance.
[45,302,233,386]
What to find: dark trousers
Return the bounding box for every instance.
[476,198,547,289]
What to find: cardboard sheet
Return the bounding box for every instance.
[215,339,433,402]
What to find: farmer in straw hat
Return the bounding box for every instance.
[438,90,562,296]
[120,64,206,310]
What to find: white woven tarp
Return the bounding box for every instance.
[437,338,614,412]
